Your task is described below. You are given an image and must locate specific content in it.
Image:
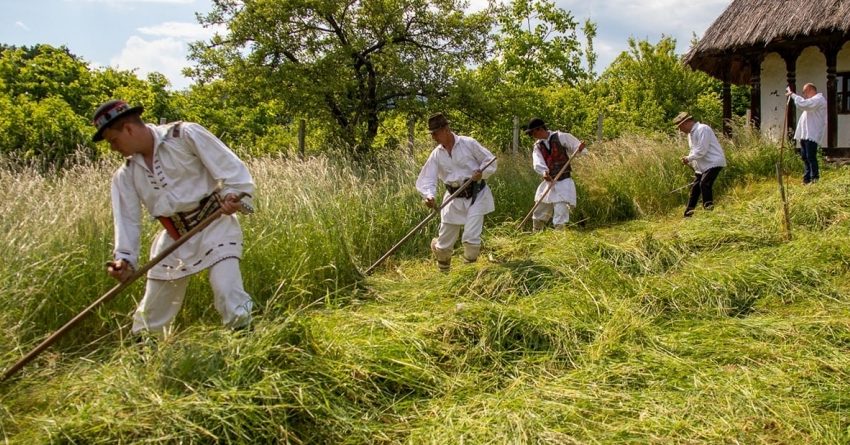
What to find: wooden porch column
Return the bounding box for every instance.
[780,50,800,141]
[749,55,762,129]
[820,42,841,149]
[722,59,733,136]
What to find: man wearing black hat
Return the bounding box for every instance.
[416,113,497,272]
[92,99,255,335]
[525,118,585,231]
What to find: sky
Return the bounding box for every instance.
[0,0,731,90]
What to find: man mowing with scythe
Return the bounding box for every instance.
[94,99,255,335]
[416,113,497,272]
[524,117,585,231]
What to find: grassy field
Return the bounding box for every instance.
[2,131,849,443]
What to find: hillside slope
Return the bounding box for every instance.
[3,171,850,443]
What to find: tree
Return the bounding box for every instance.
[0,44,95,116]
[595,36,721,134]
[189,0,492,154]
[0,44,182,168]
[490,0,586,86]
[434,0,592,148]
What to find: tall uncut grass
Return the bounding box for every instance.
[5,129,848,443]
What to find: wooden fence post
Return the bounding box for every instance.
[407,115,415,157]
[512,116,519,153]
[596,112,604,142]
[298,119,306,158]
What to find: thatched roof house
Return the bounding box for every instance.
[685,0,850,152]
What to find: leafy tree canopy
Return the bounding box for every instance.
[189,0,493,154]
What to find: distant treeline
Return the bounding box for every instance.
[0,0,751,168]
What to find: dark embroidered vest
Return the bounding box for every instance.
[536,132,572,180]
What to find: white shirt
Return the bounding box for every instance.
[791,92,827,146]
[416,133,497,224]
[685,122,727,174]
[532,131,584,205]
[111,122,254,280]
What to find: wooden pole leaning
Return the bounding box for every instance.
[516,143,583,230]
[364,157,497,275]
[2,194,247,382]
[778,95,793,241]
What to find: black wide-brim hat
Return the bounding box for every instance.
[91,99,144,142]
[524,117,545,134]
[427,113,450,132]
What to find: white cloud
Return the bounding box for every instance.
[107,21,227,90]
[110,35,192,89]
[138,21,225,40]
[466,0,490,12]
[561,0,729,45]
[69,0,195,4]
[15,21,30,31]
[554,0,730,70]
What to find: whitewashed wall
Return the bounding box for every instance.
[760,52,786,142]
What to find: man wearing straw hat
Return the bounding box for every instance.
[525,117,585,231]
[92,99,255,335]
[673,112,726,217]
[786,83,826,185]
[416,113,497,272]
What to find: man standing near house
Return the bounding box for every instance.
[525,117,585,231]
[673,112,727,217]
[93,99,255,335]
[416,113,497,272]
[786,83,827,185]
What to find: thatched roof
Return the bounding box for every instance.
[685,0,850,84]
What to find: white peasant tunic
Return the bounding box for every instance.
[110,122,254,280]
[532,131,584,206]
[415,133,498,225]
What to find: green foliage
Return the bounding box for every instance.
[0,44,186,168]
[491,0,586,85]
[595,36,723,134]
[0,44,93,115]
[0,27,750,166]
[436,0,595,147]
[190,0,492,154]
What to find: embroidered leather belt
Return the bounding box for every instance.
[158,192,222,240]
[446,179,486,199]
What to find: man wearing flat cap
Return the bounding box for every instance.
[525,117,585,231]
[93,99,255,335]
[416,113,497,272]
[673,111,726,217]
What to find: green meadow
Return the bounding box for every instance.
[1,130,849,443]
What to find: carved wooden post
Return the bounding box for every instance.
[749,54,762,130]
[722,59,733,136]
[780,49,800,142]
[820,42,840,150]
